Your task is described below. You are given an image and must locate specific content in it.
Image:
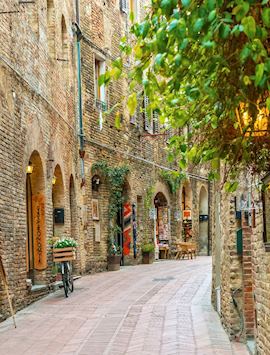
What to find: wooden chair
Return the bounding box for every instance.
[175,242,196,260]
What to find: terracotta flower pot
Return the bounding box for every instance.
[107,255,121,271]
[142,252,153,264]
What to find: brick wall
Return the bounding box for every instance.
[0,0,78,320]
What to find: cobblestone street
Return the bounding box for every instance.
[0,257,248,355]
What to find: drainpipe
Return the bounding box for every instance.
[74,0,85,186]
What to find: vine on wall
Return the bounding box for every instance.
[160,170,184,194]
[92,161,129,251]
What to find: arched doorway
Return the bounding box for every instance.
[154,192,170,258]
[199,186,208,255]
[26,151,47,283]
[52,165,65,238]
[182,181,192,241]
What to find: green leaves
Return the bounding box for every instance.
[255,63,264,86]
[181,0,190,8]
[262,8,270,28]
[266,97,270,110]
[194,18,204,33]
[127,93,137,116]
[242,16,256,39]
[232,2,249,22]
[224,181,239,193]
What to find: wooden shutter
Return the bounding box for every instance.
[120,0,128,14]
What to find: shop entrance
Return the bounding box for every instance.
[154,192,170,259]
[26,151,46,283]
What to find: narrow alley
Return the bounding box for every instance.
[0,257,248,355]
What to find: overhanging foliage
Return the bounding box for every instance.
[100,0,270,191]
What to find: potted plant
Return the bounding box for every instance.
[107,239,122,271]
[141,242,155,264]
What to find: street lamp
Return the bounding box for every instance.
[26,161,33,174]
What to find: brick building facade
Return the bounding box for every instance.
[212,176,270,354]
[0,0,210,322]
[0,0,79,320]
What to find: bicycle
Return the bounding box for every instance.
[60,260,74,297]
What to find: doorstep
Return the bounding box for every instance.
[31,284,47,293]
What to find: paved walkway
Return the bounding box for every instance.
[0,257,248,355]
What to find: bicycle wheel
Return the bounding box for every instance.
[62,262,69,298]
[68,263,74,293]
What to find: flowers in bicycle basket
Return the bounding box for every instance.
[53,237,78,249]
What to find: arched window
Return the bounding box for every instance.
[47,0,55,58]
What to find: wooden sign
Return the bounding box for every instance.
[183,209,192,220]
[32,194,47,270]
[0,256,16,328]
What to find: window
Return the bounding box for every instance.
[262,174,270,245]
[95,58,106,108]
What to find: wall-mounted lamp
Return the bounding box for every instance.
[26,161,33,174]
[52,175,57,185]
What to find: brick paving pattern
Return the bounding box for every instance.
[0,257,248,355]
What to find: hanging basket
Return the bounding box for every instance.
[53,247,76,263]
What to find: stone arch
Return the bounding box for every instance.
[47,0,55,58]
[26,150,47,284]
[52,164,65,238]
[152,181,171,207]
[199,186,209,255]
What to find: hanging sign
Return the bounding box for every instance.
[32,194,47,270]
